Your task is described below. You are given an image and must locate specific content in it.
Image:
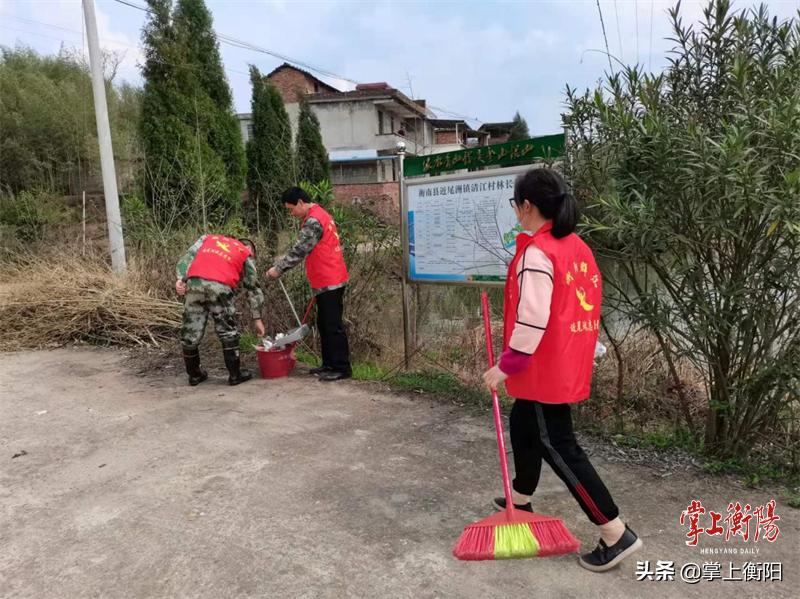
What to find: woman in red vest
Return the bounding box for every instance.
[266,187,351,381]
[482,168,642,572]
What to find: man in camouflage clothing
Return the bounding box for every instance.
[267,187,351,381]
[176,234,265,386]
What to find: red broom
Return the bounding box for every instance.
[452,291,581,560]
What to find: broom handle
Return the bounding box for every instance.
[301,297,316,325]
[481,291,515,517]
[279,279,303,327]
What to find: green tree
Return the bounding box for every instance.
[507,111,530,141]
[139,0,242,228]
[295,94,330,185]
[246,67,293,241]
[563,0,800,458]
[0,46,140,193]
[173,0,244,202]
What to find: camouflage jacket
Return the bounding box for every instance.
[176,235,265,317]
[273,217,347,295]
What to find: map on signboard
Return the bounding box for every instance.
[406,169,526,283]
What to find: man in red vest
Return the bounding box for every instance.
[266,187,351,381]
[176,235,265,386]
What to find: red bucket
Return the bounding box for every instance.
[256,344,297,378]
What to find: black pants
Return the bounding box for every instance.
[510,399,619,525]
[316,287,351,374]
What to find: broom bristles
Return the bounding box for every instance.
[453,511,581,560]
[452,524,495,561]
[494,522,540,559]
[531,520,581,557]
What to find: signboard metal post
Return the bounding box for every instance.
[397,143,415,369]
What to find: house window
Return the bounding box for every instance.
[332,162,380,185]
[246,124,254,141]
[377,110,398,135]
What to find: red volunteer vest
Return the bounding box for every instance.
[503,222,602,403]
[304,204,349,289]
[186,235,251,289]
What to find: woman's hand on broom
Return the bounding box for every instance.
[482,365,508,392]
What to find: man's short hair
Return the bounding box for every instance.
[281,187,310,205]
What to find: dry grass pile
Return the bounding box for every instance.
[0,254,182,351]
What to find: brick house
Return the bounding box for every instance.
[238,63,485,222]
[478,122,515,145]
[428,119,488,152]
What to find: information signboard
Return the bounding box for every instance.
[404,166,532,284]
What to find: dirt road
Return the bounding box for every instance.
[1,349,796,598]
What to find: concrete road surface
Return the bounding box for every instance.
[1,349,796,598]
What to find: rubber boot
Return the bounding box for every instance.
[182,346,208,386]
[222,340,251,386]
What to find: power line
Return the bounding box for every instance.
[0,13,251,78]
[110,0,149,12]
[1,17,136,53]
[635,0,640,64]
[110,0,360,85]
[649,0,655,71]
[5,14,83,34]
[595,0,614,72]
[613,0,624,61]
[4,1,485,125]
[0,24,87,46]
[109,0,482,122]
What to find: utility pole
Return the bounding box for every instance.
[82,0,126,273]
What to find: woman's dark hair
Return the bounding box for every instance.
[512,167,577,238]
[281,186,310,206]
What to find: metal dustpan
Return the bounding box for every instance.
[269,324,310,349]
[267,279,313,349]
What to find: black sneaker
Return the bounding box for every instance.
[578,525,643,572]
[492,497,533,513]
[310,366,333,376]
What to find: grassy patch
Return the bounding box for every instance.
[352,362,387,380]
[643,427,699,453]
[294,349,320,367]
[590,426,800,502]
[294,350,387,380]
[294,353,490,408]
[239,332,259,354]
[391,369,487,406]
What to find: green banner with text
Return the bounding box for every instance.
[403,133,564,177]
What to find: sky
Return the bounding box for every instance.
[2,0,799,134]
